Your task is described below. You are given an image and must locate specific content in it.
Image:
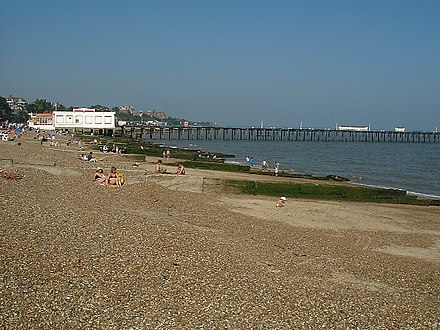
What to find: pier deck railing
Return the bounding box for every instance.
[119,126,440,143]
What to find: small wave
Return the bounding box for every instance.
[406,191,440,200]
[351,182,440,200]
[351,182,406,192]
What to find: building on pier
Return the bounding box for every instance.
[337,125,370,131]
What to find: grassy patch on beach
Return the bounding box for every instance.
[79,135,231,161]
[225,179,440,205]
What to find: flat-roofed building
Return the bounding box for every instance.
[28,113,55,130]
[53,108,115,130]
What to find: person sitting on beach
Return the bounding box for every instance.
[106,166,122,188]
[276,196,287,208]
[176,163,185,175]
[86,151,97,162]
[155,159,167,174]
[93,168,106,185]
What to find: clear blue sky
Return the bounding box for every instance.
[1,0,439,130]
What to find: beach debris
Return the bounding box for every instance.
[0,168,23,180]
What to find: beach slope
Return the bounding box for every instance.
[1,133,439,328]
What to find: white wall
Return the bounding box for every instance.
[53,111,116,129]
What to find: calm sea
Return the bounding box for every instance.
[163,140,440,199]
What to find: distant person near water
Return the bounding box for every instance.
[274,161,280,176]
[261,160,268,171]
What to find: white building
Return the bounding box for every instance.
[53,108,115,130]
[394,127,405,132]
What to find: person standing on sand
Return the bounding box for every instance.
[262,160,268,171]
[274,161,280,176]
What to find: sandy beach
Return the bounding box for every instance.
[1,132,439,329]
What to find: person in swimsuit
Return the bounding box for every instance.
[93,168,106,185]
[155,159,167,173]
[106,166,121,188]
[176,163,185,175]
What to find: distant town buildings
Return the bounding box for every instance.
[146,110,167,120]
[6,95,27,111]
[118,105,135,115]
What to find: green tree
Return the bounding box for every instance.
[30,98,53,113]
[11,110,29,123]
[90,104,109,111]
[0,96,12,123]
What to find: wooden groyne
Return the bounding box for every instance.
[119,126,440,143]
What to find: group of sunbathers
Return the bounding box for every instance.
[94,166,123,188]
[155,160,185,175]
[94,160,186,189]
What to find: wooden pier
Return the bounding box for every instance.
[120,126,440,143]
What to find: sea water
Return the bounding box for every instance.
[163,140,440,199]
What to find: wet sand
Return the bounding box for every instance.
[1,132,439,328]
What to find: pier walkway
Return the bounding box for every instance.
[120,126,440,143]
